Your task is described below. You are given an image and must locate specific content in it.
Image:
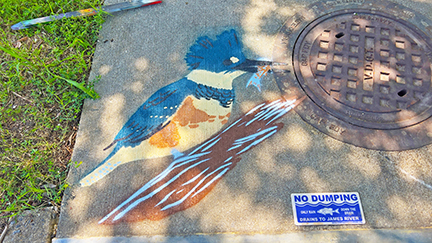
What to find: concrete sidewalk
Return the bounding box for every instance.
[54,0,432,241]
[53,228,432,243]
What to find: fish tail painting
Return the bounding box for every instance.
[246,65,272,92]
[99,97,303,224]
[79,29,273,187]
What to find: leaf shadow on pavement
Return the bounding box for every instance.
[55,0,432,241]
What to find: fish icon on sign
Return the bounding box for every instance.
[318,208,339,216]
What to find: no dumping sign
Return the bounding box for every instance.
[291,192,365,225]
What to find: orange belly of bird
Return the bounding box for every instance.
[149,97,230,149]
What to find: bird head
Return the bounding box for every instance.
[185,29,272,74]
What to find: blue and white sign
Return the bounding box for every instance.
[291,192,365,225]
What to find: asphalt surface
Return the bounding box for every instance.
[53,0,432,241]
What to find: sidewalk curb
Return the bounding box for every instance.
[1,207,58,243]
[53,228,432,243]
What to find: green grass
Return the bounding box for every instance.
[0,0,104,216]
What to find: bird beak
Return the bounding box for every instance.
[233,59,273,73]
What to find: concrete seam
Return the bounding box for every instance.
[49,208,60,243]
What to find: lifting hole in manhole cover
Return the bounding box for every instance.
[274,4,432,150]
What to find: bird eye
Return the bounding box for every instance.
[230,56,239,63]
[223,56,240,66]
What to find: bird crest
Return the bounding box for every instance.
[185,29,246,73]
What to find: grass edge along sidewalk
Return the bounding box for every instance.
[0,0,105,221]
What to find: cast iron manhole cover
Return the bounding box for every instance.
[273,0,432,150]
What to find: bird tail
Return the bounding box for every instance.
[79,147,121,187]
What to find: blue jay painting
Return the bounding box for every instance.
[79,29,273,187]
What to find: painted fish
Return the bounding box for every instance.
[246,65,271,92]
[317,208,339,216]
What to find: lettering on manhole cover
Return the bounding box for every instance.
[273,1,432,150]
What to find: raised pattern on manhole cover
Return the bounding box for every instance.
[273,0,432,151]
[294,10,432,130]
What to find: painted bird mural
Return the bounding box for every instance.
[99,98,301,224]
[79,29,272,187]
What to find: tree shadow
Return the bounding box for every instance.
[55,0,432,241]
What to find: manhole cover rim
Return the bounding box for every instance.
[273,0,432,151]
[292,9,432,130]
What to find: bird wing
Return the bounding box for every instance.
[98,98,300,223]
[104,78,196,151]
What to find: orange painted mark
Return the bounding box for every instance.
[256,65,271,78]
[208,119,215,123]
[221,119,228,125]
[173,97,212,127]
[219,112,231,120]
[188,124,199,128]
[79,8,97,16]
[149,122,180,148]
[209,115,216,118]
[108,167,217,223]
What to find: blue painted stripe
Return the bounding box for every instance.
[237,128,278,155]
[161,163,232,211]
[155,190,177,207]
[191,167,230,198]
[111,159,210,222]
